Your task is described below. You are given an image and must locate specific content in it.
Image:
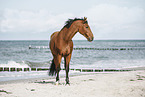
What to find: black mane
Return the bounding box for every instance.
[64,18,85,28]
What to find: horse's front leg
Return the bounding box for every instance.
[64,54,72,85]
[54,55,62,84]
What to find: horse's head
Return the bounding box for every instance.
[78,17,94,42]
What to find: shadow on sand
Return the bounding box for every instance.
[35,81,55,84]
[34,81,66,85]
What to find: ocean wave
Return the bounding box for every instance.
[25,60,51,68]
[0,61,30,68]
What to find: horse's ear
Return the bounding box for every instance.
[83,17,88,24]
[84,17,87,21]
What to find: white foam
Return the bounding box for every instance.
[0,61,30,68]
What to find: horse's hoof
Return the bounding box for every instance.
[65,78,70,85]
[65,82,70,86]
[55,81,59,85]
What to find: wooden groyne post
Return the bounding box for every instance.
[0,67,132,72]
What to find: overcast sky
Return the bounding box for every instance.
[0,0,145,40]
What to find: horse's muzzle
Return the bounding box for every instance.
[88,37,94,42]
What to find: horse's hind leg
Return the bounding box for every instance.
[64,54,72,85]
[54,55,62,83]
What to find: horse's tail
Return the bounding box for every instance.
[49,59,56,76]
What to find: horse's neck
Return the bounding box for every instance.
[59,25,78,42]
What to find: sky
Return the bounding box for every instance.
[0,0,145,40]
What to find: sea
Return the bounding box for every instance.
[0,40,145,82]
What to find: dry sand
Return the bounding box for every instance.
[0,71,145,97]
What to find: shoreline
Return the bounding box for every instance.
[1,66,145,84]
[0,70,145,97]
[0,71,117,85]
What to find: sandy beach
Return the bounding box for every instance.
[0,71,145,97]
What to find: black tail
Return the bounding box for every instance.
[49,59,56,76]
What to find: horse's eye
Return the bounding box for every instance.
[86,27,88,28]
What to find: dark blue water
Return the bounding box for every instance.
[0,40,145,69]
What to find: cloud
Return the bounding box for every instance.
[82,4,145,39]
[0,9,74,34]
[0,4,145,40]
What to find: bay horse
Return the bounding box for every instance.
[49,17,94,85]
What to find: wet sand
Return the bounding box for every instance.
[0,71,145,97]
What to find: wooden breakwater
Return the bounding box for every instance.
[0,67,132,72]
[28,45,145,50]
[0,67,49,72]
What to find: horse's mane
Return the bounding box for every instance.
[64,18,87,28]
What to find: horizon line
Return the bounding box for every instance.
[0,39,145,41]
